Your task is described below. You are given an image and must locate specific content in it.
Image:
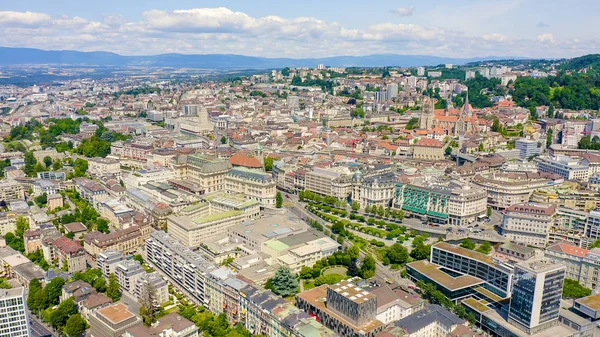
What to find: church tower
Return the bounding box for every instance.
[419,97,435,129]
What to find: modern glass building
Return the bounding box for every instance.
[431,242,514,298]
[508,258,566,334]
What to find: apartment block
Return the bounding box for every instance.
[89,303,142,337]
[146,230,217,305]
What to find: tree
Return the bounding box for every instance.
[51,297,77,329]
[220,136,227,144]
[351,201,360,212]
[487,207,492,217]
[139,281,160,326]
[133,254,144,264]
[73,158,88,177]
[386,243,409,265]
[591,238,600,249]
[364,205,371,214]
[43,156,53,168]
[548,105,555,118]
[347,245,360,259]
[15,217,29,237]
[27,279,43,312]
[460,239,476,250]
[107,273,120,302]
[93,277,107,293]
[476,241,492,254]
[270,267,298,297]
[64,313,87,337]
[563,279,592,298]
[46,277,65,305]
[52,160,63,171]
[410,244,431,260]
[299,266,313,279]
[276,192,283,208]
[546,129,554,148]
[35,193,48,207]
[97,218,110,234]
[359,255,376,279]
[406,118,420,130]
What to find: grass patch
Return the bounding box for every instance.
[303,280,315,290]
[323,266,348,276]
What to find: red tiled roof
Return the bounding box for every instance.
[415,138,443,147]
[229,152,262,168]
[548,242,589,258]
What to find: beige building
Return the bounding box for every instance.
[501,203,557,248]
[83,226,142,259]
[305,167,352,198]
[545,242,600,291]
[47,194,63,211]
[171,154,231,195]
[167,210,247,248]
[351,169,396,208]
[473,172,563,209]
[87,157,121,177]
[224,167,276,207]
[0,179,25,201]
[411,138,444,161]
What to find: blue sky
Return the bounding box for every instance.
[1,0,598,58]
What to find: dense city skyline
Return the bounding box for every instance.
[1,0,599,58]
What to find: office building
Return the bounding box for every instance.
[0,288,30,337]
[387,83,398,99]
[224,167,276,207]
[123,313,198,337]
[96,250,126,277]
[515,139,541,159]
[89,303,142,337]
[508,258,566,334]
[296,280,384,337]
[84,226,142,259]
[305,167,352,198]
[171,154,231,195]
[536,155,591,181]
[501,203,556,248]
[473,172,563,209]
[431,242,513,297]
[167,210,247,249]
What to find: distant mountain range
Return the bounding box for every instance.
[0,46,524,69]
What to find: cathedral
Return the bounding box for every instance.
[418,95,478,136]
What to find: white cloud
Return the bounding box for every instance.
[390,7,416,17]
[537,33,556,44]
[0,8,596,59]
[0,11,51,26]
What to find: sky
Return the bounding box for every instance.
[1,0,599,59]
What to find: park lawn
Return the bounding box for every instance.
[303,280,315,290]
[323,266,348,276]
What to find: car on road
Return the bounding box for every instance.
[285,194,290,198]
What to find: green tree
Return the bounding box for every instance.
[220,136,227,144]
[35,193,48,207]
[359,255,376,279]
[276,192,283,208]
[51,297,77,329]
[351,201,360,212]
[563,279,592,298]
[476,241,492,254]
[46,277,65,305]
[264,157,277,171]
[43,156,53,168]
[64,313,87,337]
[133,254,144,264]
[410,244,431,260]
[15,217,29,237]
[107,273,120,302]
[547,105,555,118]
[0,278,11,289]
[590,238,600,248]
[386,243,409,265]
[406,118,420,130]
[460,239,476,250]
[270,267,299,297]
[73,158,88,177]
[546,129,554,148]
[97,218,110,234]
[27,278,43,312]
[487,207,492,217]
[93,277,107,293]
[364,205,371,214]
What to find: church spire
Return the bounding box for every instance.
[462,90,471,117]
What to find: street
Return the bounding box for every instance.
[29,311,55,337]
